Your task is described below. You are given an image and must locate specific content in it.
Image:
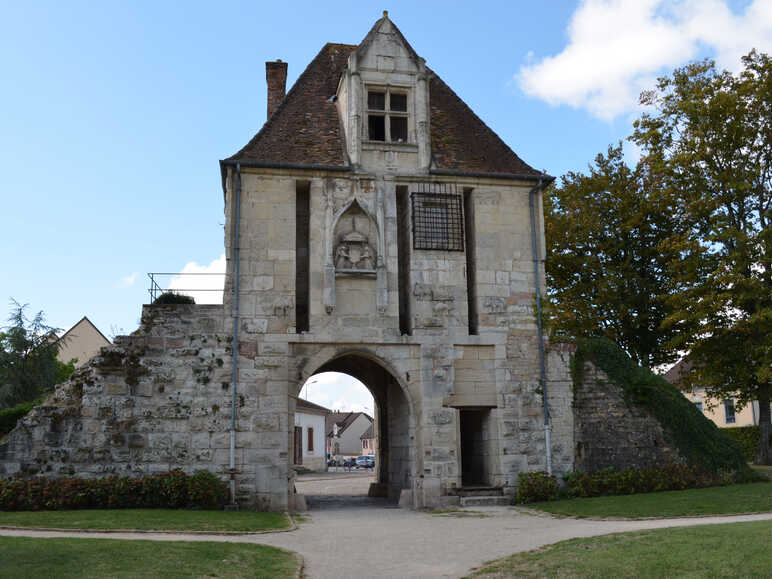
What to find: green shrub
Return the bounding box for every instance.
[563,464,740,500]
[188,471,229,509]
[721,426,759,462]
[0,402,34,437]
[516,471,559,503]
[152,292,195,305]
[573,338,749,475]
[0,470,227,511]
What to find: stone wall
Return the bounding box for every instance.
[573,361,682,472]
[0,304,276,506]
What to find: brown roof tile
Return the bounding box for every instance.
[296,398,331,414]
[224,37,545,178]
[325,411,372,438]
[428,73,542,177]
[225,43,354,168]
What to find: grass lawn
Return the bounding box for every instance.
[467,520,772,578]
[0,536,299,578]
[525,482,772,518]
[0,509,290,532]
[752,464,772,480]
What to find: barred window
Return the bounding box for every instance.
[411,193,464,251]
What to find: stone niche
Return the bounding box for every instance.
[333,199,377,277]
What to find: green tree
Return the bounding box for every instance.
[544,144,689,368]
[632,51,771,464]
[0,301,74,409]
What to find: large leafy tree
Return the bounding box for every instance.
[544,144,689,368]
[0,301,74,409]
[632,51,771,464]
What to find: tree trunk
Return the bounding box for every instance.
[757,386,771,466]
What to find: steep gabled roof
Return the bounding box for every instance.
[325,411,373,438]
[223,27,547,179]
[224,43,354,169]
[355,11,421,66]
[296,398,332,415]
[428,73,542,177]
[360,424,374,440]
[57,316,111,347]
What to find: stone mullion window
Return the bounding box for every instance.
[367,89,409,143]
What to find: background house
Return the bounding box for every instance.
[360,423,376,456]
[326,412,373,458]
[56,316,111,368]
[294,398,330,471]
[664,359,768,427]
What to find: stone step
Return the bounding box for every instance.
[460,495,510,507]
[455,486,504,497]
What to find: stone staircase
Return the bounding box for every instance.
[455,486,510,507]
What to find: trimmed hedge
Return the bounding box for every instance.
[515,464,753,503]
[0,470,227,511]
[516,471,559,503]
[0,402,34,437]
[572,338,749,474]
[721,426,759,462]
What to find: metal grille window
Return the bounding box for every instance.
[412,191,464,251]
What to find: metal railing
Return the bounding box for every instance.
[147,272,225,303]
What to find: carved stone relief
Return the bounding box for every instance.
[333,200,377,274]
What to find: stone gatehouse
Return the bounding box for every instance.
[0,13,577,510]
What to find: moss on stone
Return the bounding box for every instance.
[574,338,749,474]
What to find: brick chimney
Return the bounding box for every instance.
[266,60,288,120]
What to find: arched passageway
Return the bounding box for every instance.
[291,352,415,508]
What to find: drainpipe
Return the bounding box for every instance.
[229,163,242,506]
[528,178,551,476]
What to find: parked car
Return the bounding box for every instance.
[343,457,357,468]
[356,455,375,469]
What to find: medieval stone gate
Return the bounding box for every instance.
[0,14,583,511]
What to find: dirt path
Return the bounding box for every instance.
[2,507,771,578]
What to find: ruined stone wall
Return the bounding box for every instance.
[573,362,682,472]
[0,304,280,507]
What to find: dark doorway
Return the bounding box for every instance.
[460,409,490,486]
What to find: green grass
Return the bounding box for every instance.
[0,509,290,532]
[0,536,299,578]
[467,520,772,578]
[526,482,772,518]
[751,464,772,480]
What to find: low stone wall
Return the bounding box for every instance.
[0,304,248,500]
[573,362,682,472]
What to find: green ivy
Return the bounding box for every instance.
[574,338,749,474]
[0,402,35,437]
[721,426,759,463]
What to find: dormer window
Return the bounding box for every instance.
[367,89,409,143]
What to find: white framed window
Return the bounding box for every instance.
[366,88,409,143]
[724,400,736,424]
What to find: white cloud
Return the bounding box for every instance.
[518,0,772,120]
[166,254,225,304]
[115,272,138,289]
[300,372,375,415]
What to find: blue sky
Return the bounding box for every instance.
[2,1,769,411]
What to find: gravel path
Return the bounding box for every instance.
[1,507,771,578]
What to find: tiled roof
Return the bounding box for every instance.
[225,43,354,168]
[360,424,374,440]
[428,73,541,176]
[325,411,373,438]
[224,40,545,178]
[296,398,331,414]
